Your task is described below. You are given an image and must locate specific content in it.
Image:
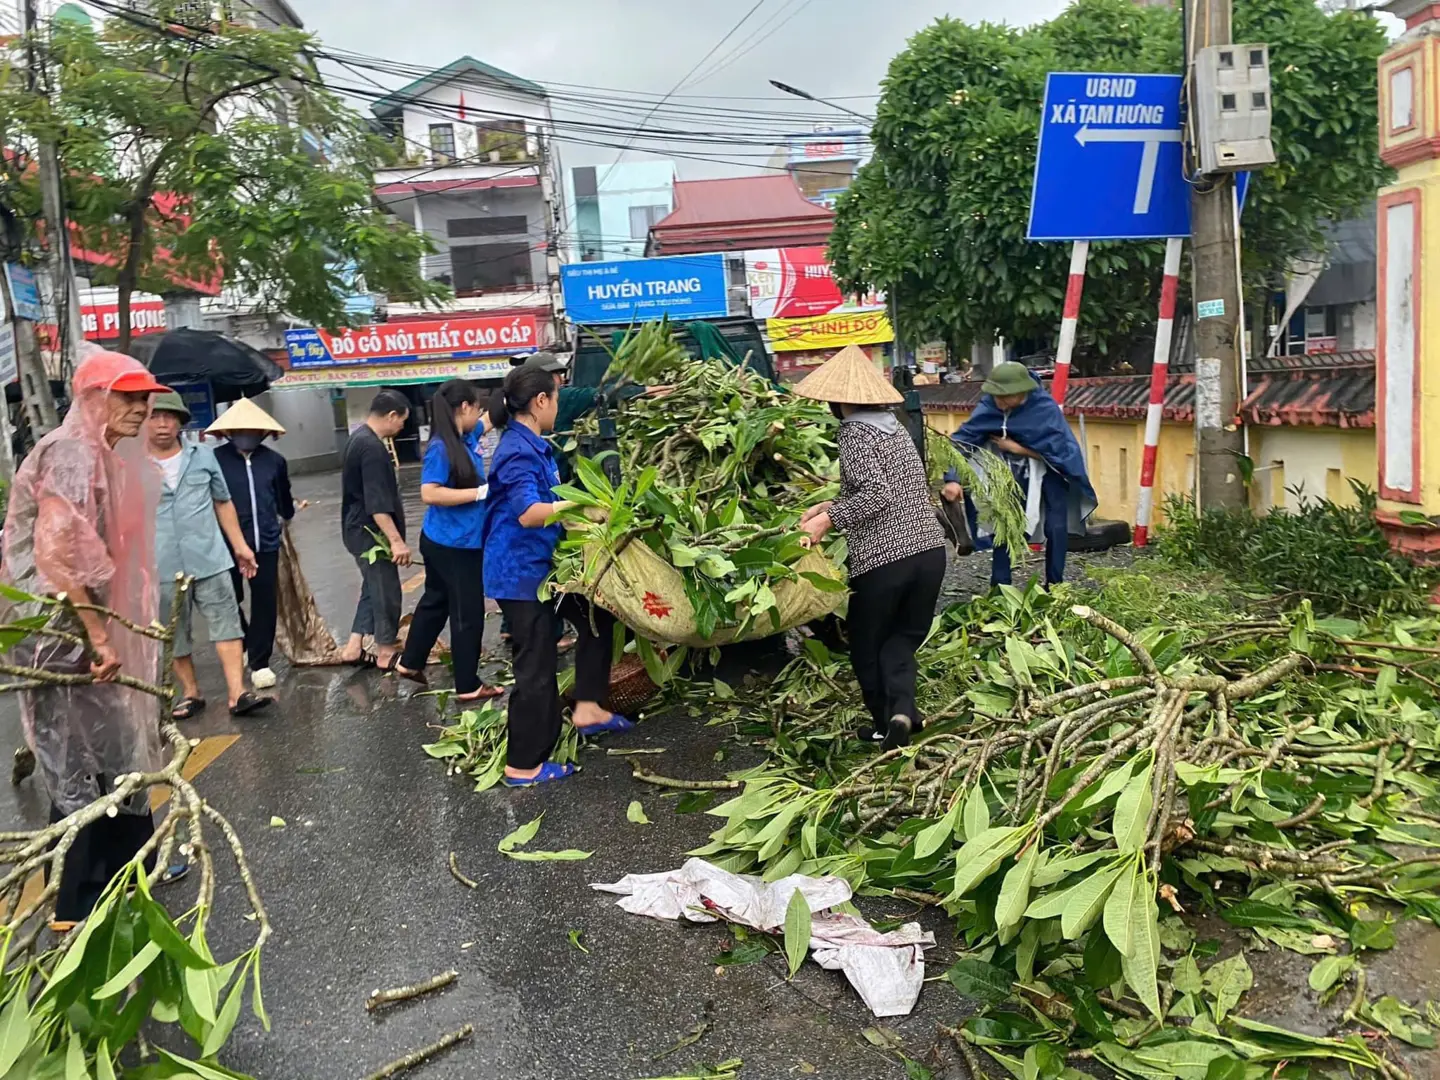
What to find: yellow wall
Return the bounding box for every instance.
[925,410,1376,525]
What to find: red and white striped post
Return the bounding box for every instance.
[1133,236,1185,547]
[1050,241,1090,406]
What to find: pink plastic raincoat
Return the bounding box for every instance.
[1,351,165,814]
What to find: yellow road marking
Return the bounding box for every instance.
[152,733,241,811]
[403,570,426,594]
[2,736,240,920]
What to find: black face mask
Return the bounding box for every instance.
[229,433,264,453]
[829,403,845,421]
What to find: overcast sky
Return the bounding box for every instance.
[298,0,1072,178]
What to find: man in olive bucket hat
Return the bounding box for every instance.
[147,391,274,719]
[941,361,1096,589]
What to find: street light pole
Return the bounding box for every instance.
[768,80,875,124]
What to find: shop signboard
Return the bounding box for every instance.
[784,130,867,167]
[767,310,894,352]
[744,247,881,320]
[272,356,513,389]
[0,322,16,385]
[560,254,728,324]
[284,314,538,368]
[3,264,43,322]
[170,381,216,429]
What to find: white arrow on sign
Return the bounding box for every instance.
[1073,125,1184,215]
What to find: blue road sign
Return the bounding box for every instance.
[3,264,43,322]
[1029,73,1191,242]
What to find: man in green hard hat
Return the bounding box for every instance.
[941,361,1097,588]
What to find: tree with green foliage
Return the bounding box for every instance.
[1,2,446,352]
[828,0,1390,372]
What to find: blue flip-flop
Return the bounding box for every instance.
[573,714,634,737]
[501,762,578,788]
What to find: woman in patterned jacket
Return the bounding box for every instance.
[794,346,947,750]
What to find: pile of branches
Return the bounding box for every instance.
[645,569,1440,1079]
[0,579,268,1077]
[556,326,1024,640]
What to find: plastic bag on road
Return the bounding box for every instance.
[593,857,934,1017]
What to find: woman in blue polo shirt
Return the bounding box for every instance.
[483,364,631,787]
[394,380,502,701]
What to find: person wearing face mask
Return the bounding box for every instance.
[209,398,298,692]
[483,364,630,788]
[0,350,171,926]
[392,380,503,701]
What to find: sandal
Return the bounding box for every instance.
[159,860,191,886]
[171,697,206,721]
[455,684,505,702]
[230,691,273,717]
[343,652,378,669]
[395,663,429,687]
[572,713,634,737]
[501,762,578,788]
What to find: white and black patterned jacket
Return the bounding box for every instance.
[827,411,947,578]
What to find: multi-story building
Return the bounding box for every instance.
[370,55,562,338]
[766,126,870,209]
[567,160,676,262]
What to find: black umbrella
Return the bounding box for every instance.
[127,328,283,398]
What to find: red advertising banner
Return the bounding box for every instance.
[285,313,539,368]
[744,247,882,320]
[37,300,169,346]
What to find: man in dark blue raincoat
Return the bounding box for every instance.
[942,362,1097,588]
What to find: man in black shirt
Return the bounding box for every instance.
[339,389,411,669]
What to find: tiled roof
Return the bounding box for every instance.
[919,350,1375,430]
[371,56,546,117]
[647,176,834,254]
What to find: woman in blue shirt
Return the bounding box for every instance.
[394,380,502,701]
[483,364,632,787]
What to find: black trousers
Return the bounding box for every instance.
[848,547,946,729]
[49,799,155,921]
[400,534,486,694]
[231,549,280,670]
[497,594,615,770]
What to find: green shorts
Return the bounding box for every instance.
[160,571,243,658]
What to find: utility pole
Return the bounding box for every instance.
[1186,0,1247,510]
[23,0,83,399]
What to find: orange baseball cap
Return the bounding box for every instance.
[72,350,171,395]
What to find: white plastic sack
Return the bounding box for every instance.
[593,858,934,1017]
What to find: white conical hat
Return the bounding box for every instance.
[791,344,903,406]
[205,397,286,436]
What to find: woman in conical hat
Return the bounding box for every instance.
[207,398,312,688]
[792,345,947,750]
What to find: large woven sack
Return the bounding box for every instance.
[575,537,846,648]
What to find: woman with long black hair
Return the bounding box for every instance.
[483,364,630,787]
[394,380,503,701]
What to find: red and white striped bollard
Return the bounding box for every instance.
[1133,236,1185,547]
[1049,240,1090,406]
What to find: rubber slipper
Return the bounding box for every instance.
[171,697,206,720]
[230,691,273,717]
[158,861,191,886]
[501,761,578,788]
[573,714,634,737]
[455,684,505,702]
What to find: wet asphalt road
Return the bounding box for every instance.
[0,468,1435,1079]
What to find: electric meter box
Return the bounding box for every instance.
[1193,43,1277,174]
